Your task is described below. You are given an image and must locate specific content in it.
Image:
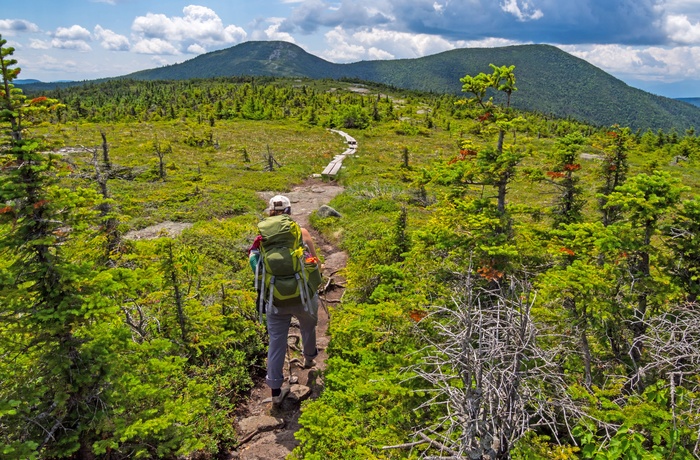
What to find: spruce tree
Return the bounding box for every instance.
[0,34,117,457]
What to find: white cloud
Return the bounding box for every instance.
[54,25,92,41]
[323,27,370,61]
[131,5,247,54]
[253,17,297,42]
[320,25,523,63]
[500,0,543,21]
[49,25,92,52]
[94,25,130,51]
[664,0,700,20]
[29,39,51,50]
[131,38,180,55]
[354,28,454,57]
[665,14,700,45]
[187,43,207,54]
[366,46,394,60]
[222,24,248,43]
[0,19,40,33]
[51,39,92,52]
[28,54,81,74]
[151,56,173,66]
[562,43,700,83]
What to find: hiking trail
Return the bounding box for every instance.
[228,179,347,460]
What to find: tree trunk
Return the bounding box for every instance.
[100,130,111,172]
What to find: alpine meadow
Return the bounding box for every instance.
[3,33,700,459]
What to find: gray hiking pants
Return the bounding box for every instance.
[265,295,319,390]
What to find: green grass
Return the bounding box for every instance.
[42,119,344,229]
[38,112,699,234]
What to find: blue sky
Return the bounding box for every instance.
[2,0,699,98]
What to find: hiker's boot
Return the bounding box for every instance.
[303,357,316,369]
[271,386,290,407]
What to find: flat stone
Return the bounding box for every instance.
[237,415,284,436]
[239,432,293,460]
[289,384,312,402]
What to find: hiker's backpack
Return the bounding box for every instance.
[254,214,321,319]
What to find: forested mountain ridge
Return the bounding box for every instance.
[679,97,700,107]
[127,41,338,80]
[24,40,698,132]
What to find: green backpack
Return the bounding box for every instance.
[254,214,322,318]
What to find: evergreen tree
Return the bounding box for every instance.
[598,126,631,227]
[664,198,700,302]
[458,64,525,224]
[606,171,686,375]
[0,34,117,458]
[547,132,586,227]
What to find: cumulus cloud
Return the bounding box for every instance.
[131,38,180,55]
[131,5,247,55]
[665,0,700,20]
[665,14,700,44]
[0,19,40,33]
[323,27,377,61]
[29,39,51,50]
[250,17,297,42]
[51,39,92,52]
[319,25,519,63]
[55,25,92,41]
[187,43,207,54]
[94,25,130,51]
[49,25,92,52]
[286,0,668,45]
[280,0,393,34]
[562,43,700,83]
[500,0,544,21]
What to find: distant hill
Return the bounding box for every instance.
[14,79,41,85]
[22,41,700,132]
[678,98,700,108]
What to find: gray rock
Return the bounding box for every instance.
[289,384,312,402]
[237,415,284,437]
[317,205,342,218]
[239,433,292,460]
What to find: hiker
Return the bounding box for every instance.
[249,195,320,406]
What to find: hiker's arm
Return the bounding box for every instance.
[301,227,317,258]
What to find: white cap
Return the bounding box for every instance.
[269,195,291,212]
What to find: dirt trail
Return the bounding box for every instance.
[229,179,347,460]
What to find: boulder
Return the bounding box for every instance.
[317,205,342,218]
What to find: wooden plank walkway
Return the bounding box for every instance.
[321,130,357,180]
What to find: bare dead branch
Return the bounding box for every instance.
[406,270,592,458]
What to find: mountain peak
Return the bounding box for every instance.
[76,41,700,131]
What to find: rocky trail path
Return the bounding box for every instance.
[124,130,354,459]
[228,179,347,460]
